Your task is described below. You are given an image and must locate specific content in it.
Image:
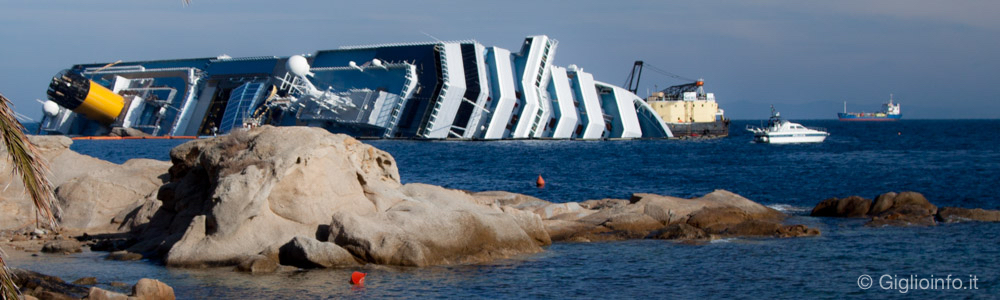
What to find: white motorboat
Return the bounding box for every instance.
[746,106,828,144]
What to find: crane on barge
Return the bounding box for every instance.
[625,60,729,138]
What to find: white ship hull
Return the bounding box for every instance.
[753,133,827,144]
[40,35,675,140]
[747,106,828,144]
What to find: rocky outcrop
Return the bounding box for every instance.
[867,191,937,226]
[107,250,143,261]
[484,190,816,243]
[41,240,82,254]
[86,278,175,300]
[115,126,818,270]
[278,236,359,268]
[936,207,1000,223]
[647,223,708,240]
[330,183,548,266]
[0,135,169,232]
[236,255,279,274]
[132,278,175,300]
[126,126,547,268]
[88,287,128,300]
[811,191,1000,226]
[811,196,872,218]
[54,158,169,231]
[12,268,88,299]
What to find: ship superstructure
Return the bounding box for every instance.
[40,35,672,139]
[623,61,728,137]
[644,79,728,137]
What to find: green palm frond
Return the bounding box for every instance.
[0,252,18,300]
[0,93,57,228]
[0,92,59,299]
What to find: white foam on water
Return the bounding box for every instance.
[710,238,737,244]
[767,204,810,214]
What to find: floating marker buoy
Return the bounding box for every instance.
[350,271,366,286]
[536,174,545,188]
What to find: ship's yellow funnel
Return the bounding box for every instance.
[47,71,125,124]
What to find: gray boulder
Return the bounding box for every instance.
[810,196,872,218]
[329,183,548,266]
[236,255,279,274]
[279,236,359,268]
[54,158,169,231]
[41,240,83,254]
[0,135,169,232]
[129,126,547,268]
[936,207,1000,223]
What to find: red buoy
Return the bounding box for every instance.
[350,271,366,286]
[536,174,545,188]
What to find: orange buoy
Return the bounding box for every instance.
[350,271,366,286]
[536,174,545,188]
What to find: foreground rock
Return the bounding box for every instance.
[330,184,549,266]
[4,126,820,270]
[109,126,818,269]
[812,191,998,226]
[475,189,818,243]
[87,278,175,300]
[936,207,1000,223]
[125,126,548,268]
[12,268,174,299]
[279,236,358,268]
[11,268,89,299]
[0,135,169,233]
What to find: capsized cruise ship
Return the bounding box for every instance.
[40,35,672,139]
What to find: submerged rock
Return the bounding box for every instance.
[107,250,143,261]
[41,240,83,254]
[535,190,812,242]
[810,196,872,218]
[647,223,709,240]
[811,191,1000,226]
[236,255,279,274]
[11,268,89,299]
[936,207,1000,223]
[71,277,97,285]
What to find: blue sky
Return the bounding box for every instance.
[1,0,998,120]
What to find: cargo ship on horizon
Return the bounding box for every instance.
[837,94,901,121]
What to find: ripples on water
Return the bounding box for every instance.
[18,119,996,298]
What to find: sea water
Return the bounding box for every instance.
[11,120,1000,298]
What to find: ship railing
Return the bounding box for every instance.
[807,126,827,132]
